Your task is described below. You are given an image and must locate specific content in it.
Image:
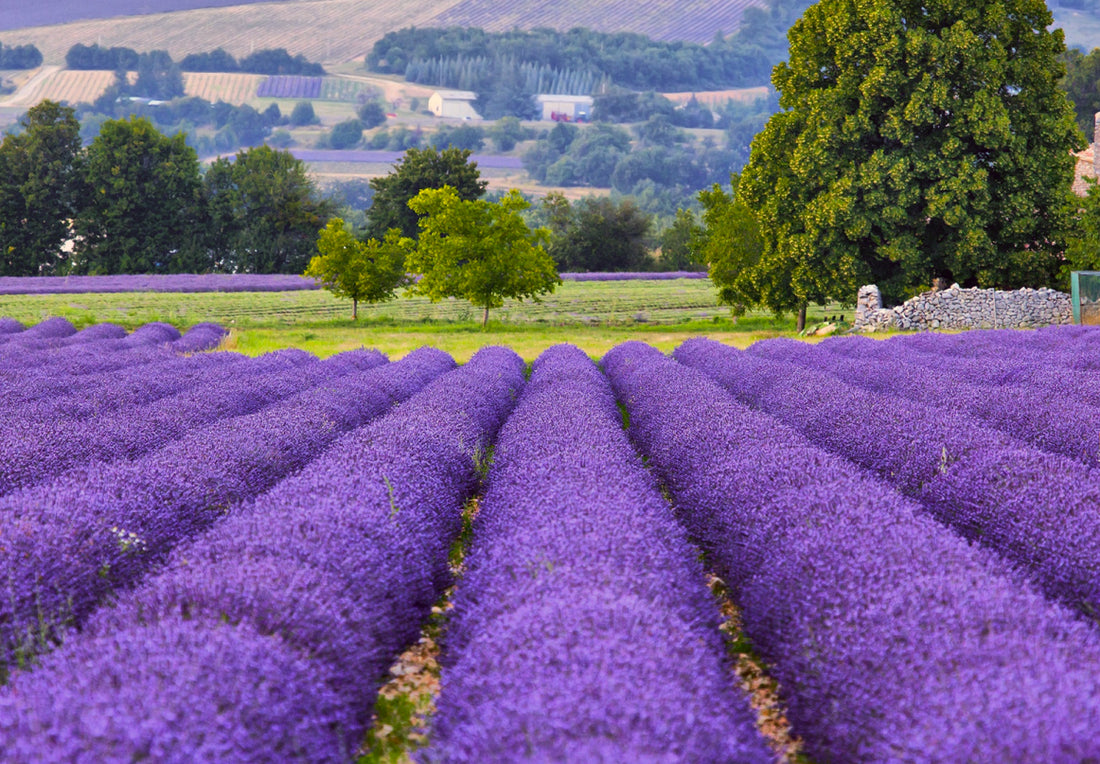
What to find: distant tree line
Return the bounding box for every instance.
[367,8,811,119]
[0,102,333,277]
[521,120,740,215]
[65,44,324,76]
[372,26,771,92]
[0,42,43,69]
[73,84,287,156]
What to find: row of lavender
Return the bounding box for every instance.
[2,346,525,760]
[0,272,707,295]
[676,329,1100,621]
[5,322,1100,761]
[607,340,1100,761]
[425,345,770,761]
[0,342,472,668]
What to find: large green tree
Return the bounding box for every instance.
[0,101,83,276]
[740,0,1083,308]
[405,186,559,326]
[365,146,487,240]
[545,195,653,272]
[73,116,205,274]
[205,145,334,273]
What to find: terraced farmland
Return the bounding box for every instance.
[182,72,264,104]
[23,69,116,105]
[1,0,770,65]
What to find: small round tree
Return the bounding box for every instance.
[405,187,560,327]
[305,218,408,319]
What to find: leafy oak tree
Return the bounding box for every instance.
[0,101,83,275]
[205,145,333,273]
[740,0,1084,310]
[73,116,205,274]
[405,186,559,326]
[305,218,407,319]
[365,146,487,240]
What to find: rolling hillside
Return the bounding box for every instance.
[0,0,771,65]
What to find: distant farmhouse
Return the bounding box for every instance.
[428,90,480,120]
[536,94,593,122]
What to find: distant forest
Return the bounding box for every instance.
[0,41,42,69]
[65,43,324,76]
[369,0,812,100]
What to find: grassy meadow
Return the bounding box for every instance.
[0,279,850,361]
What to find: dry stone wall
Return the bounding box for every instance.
[854,284,1072,332]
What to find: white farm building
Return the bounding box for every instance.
[535,94,594,122]
[428,90,481,120]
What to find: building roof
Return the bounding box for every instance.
[535,94,594,103]
[432,90,478,101]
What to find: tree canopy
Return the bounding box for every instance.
[204,145,334,274]
[543,194,653,272]
[698,176,764,314]
[740,0,1083,308]
[405,187,559,326]
[365,146,487,240]
[0,102,83,276]
[305,218,407,318]
[73,116,205,274]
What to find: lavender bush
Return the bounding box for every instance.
[682,337,1100,618]
[1,347,525,761]
[0,346,371,496]
[425,344,770,763]
[604,340,1100,762]
[0,348,453,665]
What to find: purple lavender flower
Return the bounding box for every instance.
[604,340,1100,762]
[0,347,452,663]
[2,346,525,761]
[682,336,1100,618]
[425,344,770,763]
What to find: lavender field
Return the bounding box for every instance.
[0,272,706,295]
[2,317,1100,762]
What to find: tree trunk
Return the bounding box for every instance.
[353,298,358,320]
[796,304,807,333]
[482,305,490,329]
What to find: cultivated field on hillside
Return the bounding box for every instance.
[0,0,769,65]
[182,72,265,104]
[432,0,763,43]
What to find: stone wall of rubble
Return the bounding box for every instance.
[854,283,1073,332]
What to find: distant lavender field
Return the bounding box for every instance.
[0,0,279,31]
[0,272,706,295]
[256,76,322,99]
[291,150,525,170]
[0,275,318,295]
[561,272,706,281]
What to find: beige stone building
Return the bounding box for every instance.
[1072,113,1100,196]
